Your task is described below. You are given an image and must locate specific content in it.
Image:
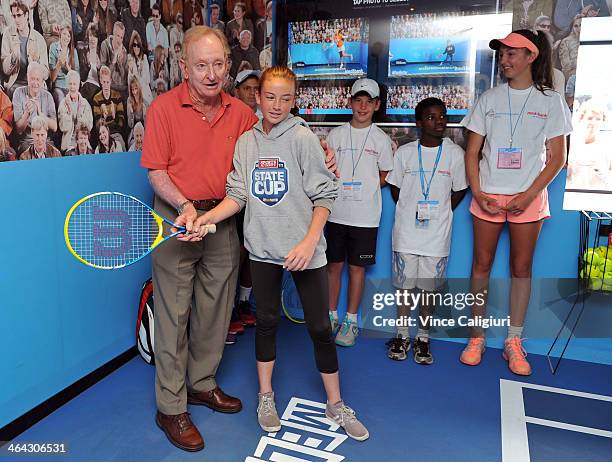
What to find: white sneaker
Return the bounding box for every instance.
[257,392,281,432]
[335,317,358,347]
[326,401,369,441]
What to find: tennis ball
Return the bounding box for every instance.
[595,246,610,258]
[603,272,612,292]
[584,249,601,266]
[590,278,604,290]
[590,266,603,279]
[598,258,612,272]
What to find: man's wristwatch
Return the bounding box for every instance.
[176,200,192,215]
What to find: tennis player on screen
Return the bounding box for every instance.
[440,39,455,65]
[334,30,353,69]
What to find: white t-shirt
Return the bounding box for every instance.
[461,83,572,194]
[326,123,394,227]
[386,138,468,257]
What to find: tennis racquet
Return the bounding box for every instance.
[64,192,216,269]
[281,270,305,324]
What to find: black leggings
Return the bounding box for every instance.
[250,260,339,374]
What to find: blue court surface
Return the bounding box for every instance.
[5,319,611,462]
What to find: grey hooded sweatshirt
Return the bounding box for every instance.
[226,114,338,269]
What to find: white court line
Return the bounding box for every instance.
[507,381,612,402]
[500,379,612,462]
[525,417,612,439]
[500,380,531,462]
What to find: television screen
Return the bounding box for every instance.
[385,12,511,123]
[389,13,474,77]
[276,0,503,124]
[288,18,369,80]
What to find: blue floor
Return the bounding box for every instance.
[6,319,612,462]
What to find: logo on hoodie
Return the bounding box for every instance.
[251,157,289,206]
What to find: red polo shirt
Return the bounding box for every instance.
[141,82,258,200]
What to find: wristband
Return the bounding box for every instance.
[176,200,192,215]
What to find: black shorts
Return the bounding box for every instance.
[325,222,378,266]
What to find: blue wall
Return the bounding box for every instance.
[1,156,608,429]
[0,154,151,428]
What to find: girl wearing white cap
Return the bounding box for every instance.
[460,30,572,375]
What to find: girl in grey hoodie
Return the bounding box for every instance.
[192,66,369,441]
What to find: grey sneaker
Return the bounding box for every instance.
[335,317,358,347]
[329,312,339,334]
[325,401,369,441]
[257,392,281,432]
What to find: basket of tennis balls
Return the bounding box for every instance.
[581,246,612,292]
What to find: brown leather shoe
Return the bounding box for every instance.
[187,386,243,413]
[156,411,205,452]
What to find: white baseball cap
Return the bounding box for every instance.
[235,70,261,88]
[350,78,379,98]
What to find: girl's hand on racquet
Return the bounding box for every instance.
[475,191,502,214]
[173,203,200,241]
[284,238,317,271]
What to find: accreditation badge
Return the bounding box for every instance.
[415,200,440,228]
[341,181,363,201]
[341,181,353,200]
[497,147,523,169]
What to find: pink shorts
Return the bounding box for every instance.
[469,189,550,223]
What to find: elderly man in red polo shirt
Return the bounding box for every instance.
[141,25,336,452]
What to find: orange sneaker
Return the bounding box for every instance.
[460,337,486,366]
[503,337,532,376]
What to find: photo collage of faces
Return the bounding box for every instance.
[0,0,274,163]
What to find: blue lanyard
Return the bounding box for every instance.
[418,142,443,201]
[507,84,533,148]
